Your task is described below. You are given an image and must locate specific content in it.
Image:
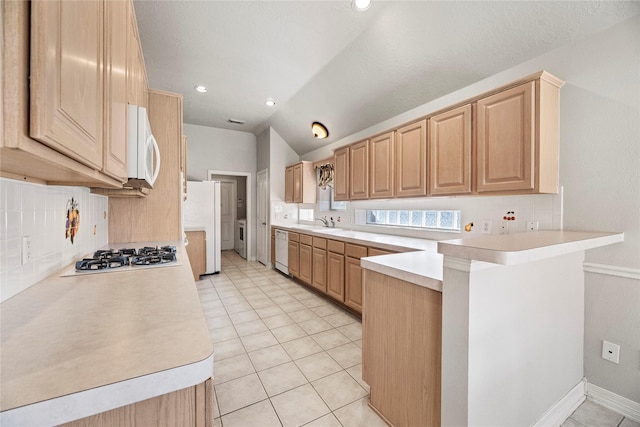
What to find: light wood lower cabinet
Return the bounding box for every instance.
[312,237,328,293]
[185,231,206,281]
[298,243,313,285]
[344,243,368,313]
[270,229,276,266]
[327,251,345,302]
[288,240,299,278]
[363,271,441,427]
[60,378,213,427]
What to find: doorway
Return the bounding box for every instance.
[257,168,268,266]
[208,170,252,260]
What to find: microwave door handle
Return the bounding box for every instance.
[149,133,161,186]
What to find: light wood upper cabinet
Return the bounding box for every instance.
[127,4,148,108]
[395,120,427,198]
[349,140,369,200]
[284,162,316,203]
[476,82,534,192]
[369,132,395,199]
[333,146,350,201]
[476,76,562,194]
[428,105,472,195]
[30,0,105,170]
[103,0,129,182]
[285,166,294,203]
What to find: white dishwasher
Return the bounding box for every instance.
[274,229,289,275]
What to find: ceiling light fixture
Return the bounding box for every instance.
[265,98,276,107]
[194,85,208,93]
[312,122,329,139]
[352,0,371,11]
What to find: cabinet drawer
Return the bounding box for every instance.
[368,248,394,257]
[327,240,345,254]
[345,243,368,259]
[299,234,313,246]
[313,237,327,249]
[289,232,300,242]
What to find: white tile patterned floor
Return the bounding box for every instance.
[198,251,636,427]
[195,251,386,427]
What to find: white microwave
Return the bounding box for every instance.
[127,105,160,189]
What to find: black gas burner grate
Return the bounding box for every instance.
[75,246,177,271]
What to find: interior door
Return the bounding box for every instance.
[219,181,236,250]
[257,169,269,266]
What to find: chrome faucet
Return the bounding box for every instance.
[317,217,329,227]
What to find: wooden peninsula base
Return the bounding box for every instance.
[61,379,213,427]
[362,270,442,427]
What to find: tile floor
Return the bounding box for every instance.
[197,251,637,427]
[561,400,639,427]
[195,251,387,427]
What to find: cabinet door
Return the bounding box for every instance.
[299,244,313,285]
[270,235,276,266]
[369,131,394,199]
[293,163,303,203]
[185,231,206,281]
[288,241,299,278]
[30,0,104,169]
[327,252,345,302]
[333,147,350,201]
[312,248,328,293]
[349,140,369,200]
[103,0,128,182]
[395,120,427,197]
[428,105,472,195]
[476,81,535,192]
[285,166,294,203]
[345,256,364,313]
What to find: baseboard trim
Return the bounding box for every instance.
[533,380,586,427]
[587,382,640,423]
[583,262,640,280]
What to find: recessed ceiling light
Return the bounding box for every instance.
[194,85,208,93]
[352,0,371,11]
[265,98,276,107]
[312,122,329,139]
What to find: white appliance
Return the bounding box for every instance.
[183,181,221,274]
[274,229,289,275]
[235,219,246,259]
[127,105,160,189]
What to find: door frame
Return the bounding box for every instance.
[208,170,253,261]
[218,179,237,251]
[257,168,269,266]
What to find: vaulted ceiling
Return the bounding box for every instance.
[134,1,639,155]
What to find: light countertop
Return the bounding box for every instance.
[0,241,214,426]
[437,230,624,265]
[361,252,443,292]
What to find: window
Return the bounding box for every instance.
[366,209,461,231]
[299,208,314,222]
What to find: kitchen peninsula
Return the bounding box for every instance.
[0,243,214,426]
[361,230,624,427]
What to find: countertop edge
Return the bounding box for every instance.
[361,252,443,292]
[437,231,624,265]
[0,352,214,427]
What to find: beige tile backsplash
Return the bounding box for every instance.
[0,178,109,302]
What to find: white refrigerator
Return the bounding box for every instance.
[183,181,221,274]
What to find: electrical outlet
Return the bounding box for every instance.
[482,219,492,234]
[498,221,509,235]
[602,340,620,364]
[22,236,32,265]
[526,221,539,232]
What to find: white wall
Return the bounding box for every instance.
[0,178,109,302]
[184,123,258,260]
[298,17,639,403]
